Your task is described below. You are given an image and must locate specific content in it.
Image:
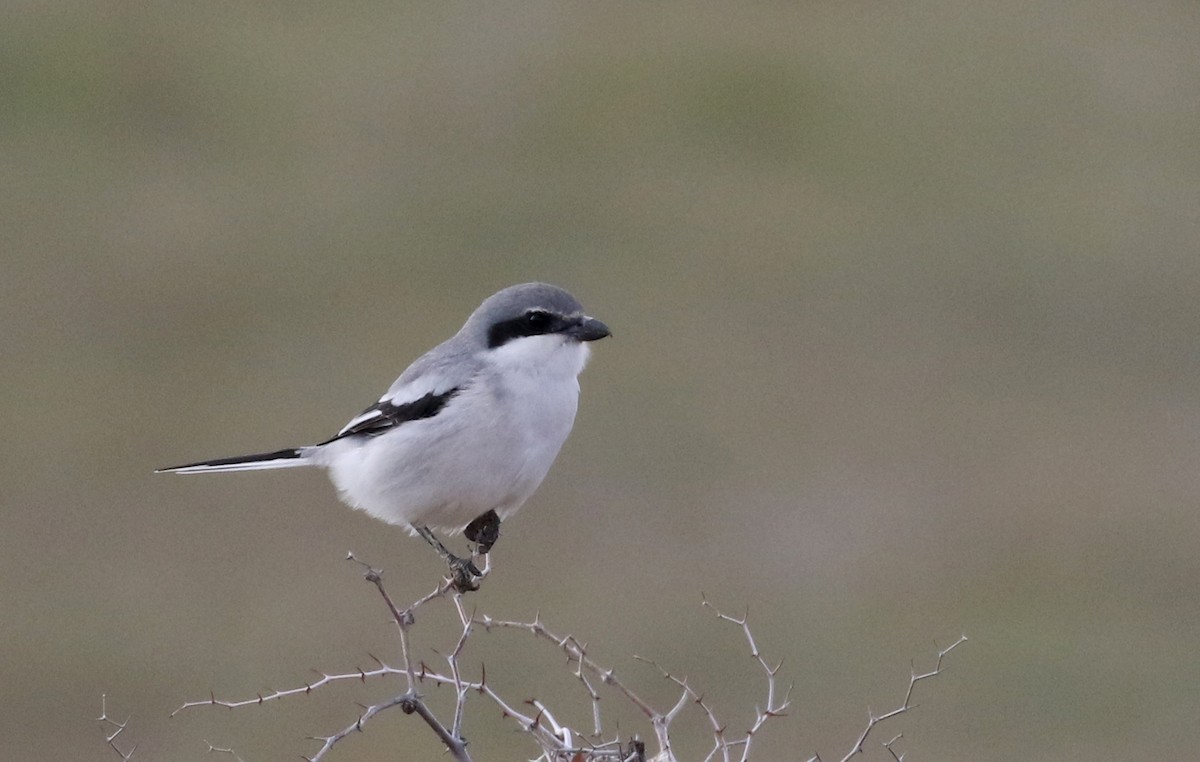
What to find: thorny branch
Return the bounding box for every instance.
[807,634,968,762]
[204,740,246,762]
[97,694,136,761]
[634,595,794,762]
[167,557,966,762]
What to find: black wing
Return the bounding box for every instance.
[319,388,461,445]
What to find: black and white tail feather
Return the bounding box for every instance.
[158,448,307,474]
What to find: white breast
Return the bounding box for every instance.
[320,335,590,533]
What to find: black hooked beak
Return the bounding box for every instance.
[568,316,611,342]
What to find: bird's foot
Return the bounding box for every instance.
[447,553,482,593]
[416,524,486,593]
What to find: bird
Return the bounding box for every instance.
[158,282,610,588]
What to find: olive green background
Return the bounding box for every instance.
[4,2,1199,760]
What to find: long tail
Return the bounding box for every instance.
[157,447,312,474]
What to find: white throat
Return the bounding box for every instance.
[487,334,592,379]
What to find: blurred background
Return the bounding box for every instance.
[3,1,1199,759]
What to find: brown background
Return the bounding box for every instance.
[3,2,1199,759]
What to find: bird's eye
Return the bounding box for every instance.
[525,310,552,330]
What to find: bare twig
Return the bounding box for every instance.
[169,553,960,762]
[633,652,730,762]
[97,694,136,761]
[475,611,676,759]
[477,613,658,719]
[299,689,470,762]
[204,740,246,762]
[175,559,475,761]
[307,561,473,761]
[702,596,793,762]
[171,660,404,716]
[834,634,967,762]
[630,597,791,762]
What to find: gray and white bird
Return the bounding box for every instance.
[159,282,610,585]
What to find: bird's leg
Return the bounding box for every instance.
[464,509,501,555]
[415,525,481,592]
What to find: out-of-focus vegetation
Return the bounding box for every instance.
[3,2,1199,759]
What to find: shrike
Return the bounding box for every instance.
[159,282,610,587]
